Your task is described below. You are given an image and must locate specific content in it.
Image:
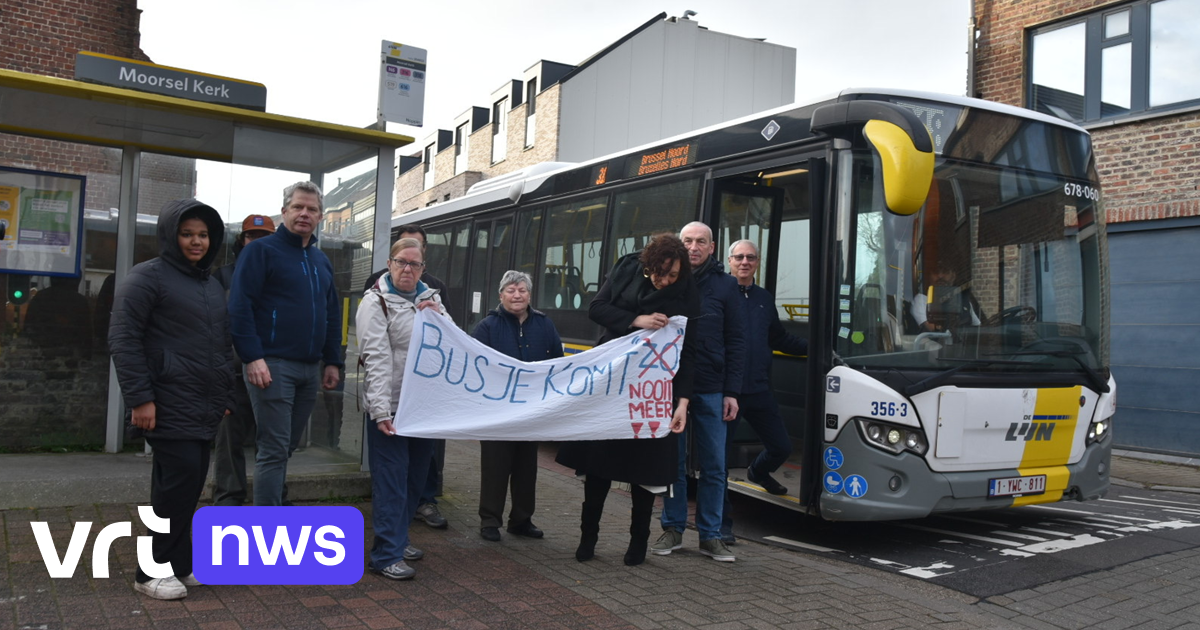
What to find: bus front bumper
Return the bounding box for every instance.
[819,430,1111,521]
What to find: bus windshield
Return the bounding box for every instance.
[837,149,1109,380]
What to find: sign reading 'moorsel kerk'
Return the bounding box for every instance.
[74,52,267,111]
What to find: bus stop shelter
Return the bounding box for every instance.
[0,68,413,458]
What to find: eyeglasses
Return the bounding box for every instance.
[390,258,425,269]
[730,254,759,261]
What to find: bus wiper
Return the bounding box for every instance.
[995,350,1111,393]
[903,358,1037,398]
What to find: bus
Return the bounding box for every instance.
[392,88,1115,521]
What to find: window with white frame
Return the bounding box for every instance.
[492,97,508,163]
[423,143,435,190]
[1028,0,1200,124]
[455,122,470,175]
[525,78,538,148]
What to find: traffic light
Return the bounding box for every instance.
[7,274,31,305]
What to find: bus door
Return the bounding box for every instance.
[711,160,818,508]
[464,214,514,333]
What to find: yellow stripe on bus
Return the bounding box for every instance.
[1012,385,1082,507]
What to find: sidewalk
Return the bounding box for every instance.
[0,443,1197,629]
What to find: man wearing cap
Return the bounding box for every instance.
[228,181,344,507]
[212,214,276,505]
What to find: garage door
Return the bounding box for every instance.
[1108,221,1200,456]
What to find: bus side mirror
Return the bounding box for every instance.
[812,100,935,216]
[863,119,933,216]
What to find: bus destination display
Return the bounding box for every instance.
[625,140,698,178]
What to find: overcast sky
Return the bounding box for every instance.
[136,0,970,214]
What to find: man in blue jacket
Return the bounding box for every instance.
[652,221,745,562]
[721,239,808,541]
[228,181,343,506]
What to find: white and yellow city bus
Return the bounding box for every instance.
[394,88,1114,520]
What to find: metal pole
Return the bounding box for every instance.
[105,147,140,453]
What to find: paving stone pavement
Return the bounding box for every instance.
[2,441,1199,629]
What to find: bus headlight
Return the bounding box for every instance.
[1087,418,1111,445]
[856,418,928,456]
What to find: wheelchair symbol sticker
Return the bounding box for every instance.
[823,471,843,494]
[845,474,868,498]
[823,446,844,470]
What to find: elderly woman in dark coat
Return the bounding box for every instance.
[555,233,700,566]
[472,270,564,542]
[109,199,235,600]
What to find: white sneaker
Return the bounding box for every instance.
[134,576,187,600]
[178,573,201,587]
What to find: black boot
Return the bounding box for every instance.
[577,476,608,562]
[624,485,654,566]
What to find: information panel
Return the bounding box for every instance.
[379,41,428,127]
[0,166,85,276]
[624,140,699,179]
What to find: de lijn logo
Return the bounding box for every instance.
[32,506,363,585]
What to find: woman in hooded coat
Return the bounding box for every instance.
[109,199,235,600]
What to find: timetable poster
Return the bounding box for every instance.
[0,166,86,276]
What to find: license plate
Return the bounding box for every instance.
[988,474,1047,497]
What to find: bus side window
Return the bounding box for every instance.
[539,195,607,311]
[514,207,544,293]
[608,177,702,268]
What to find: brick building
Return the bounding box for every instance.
[972,0,1200,454]
[396,13,797,215]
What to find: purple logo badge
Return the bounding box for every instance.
[192,507,363,585]
[386,66,398,74]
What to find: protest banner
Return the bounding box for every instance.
[391,309,687,441]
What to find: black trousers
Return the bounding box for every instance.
[478,440,538,529]
[212,382,254,505]
[582,475,655,538]
[138,437,210,583]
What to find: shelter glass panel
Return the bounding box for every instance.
[0,136,123,451]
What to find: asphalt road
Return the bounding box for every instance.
[726,484,1200,598]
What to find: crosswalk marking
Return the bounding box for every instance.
[896,524,1025,546]
[764,536,840,553]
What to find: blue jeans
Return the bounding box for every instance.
[722,390,792,537]
[661,392,726,541]
[367,423,433,569]
[247,357,319,506]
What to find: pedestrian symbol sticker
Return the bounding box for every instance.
[845,474,868,498]
[824,471,843,494]
[824,446,843,470]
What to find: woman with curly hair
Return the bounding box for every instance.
[555,233,700,566]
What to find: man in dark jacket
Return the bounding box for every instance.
[212,214,275,506]
[471,270,564,542]
[721,239,808,540]
[228,182,344,507]
[361,224,451,530]
[653,221,745,563]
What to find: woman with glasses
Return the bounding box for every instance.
[470,270,564,542]
[357,238,449,580]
